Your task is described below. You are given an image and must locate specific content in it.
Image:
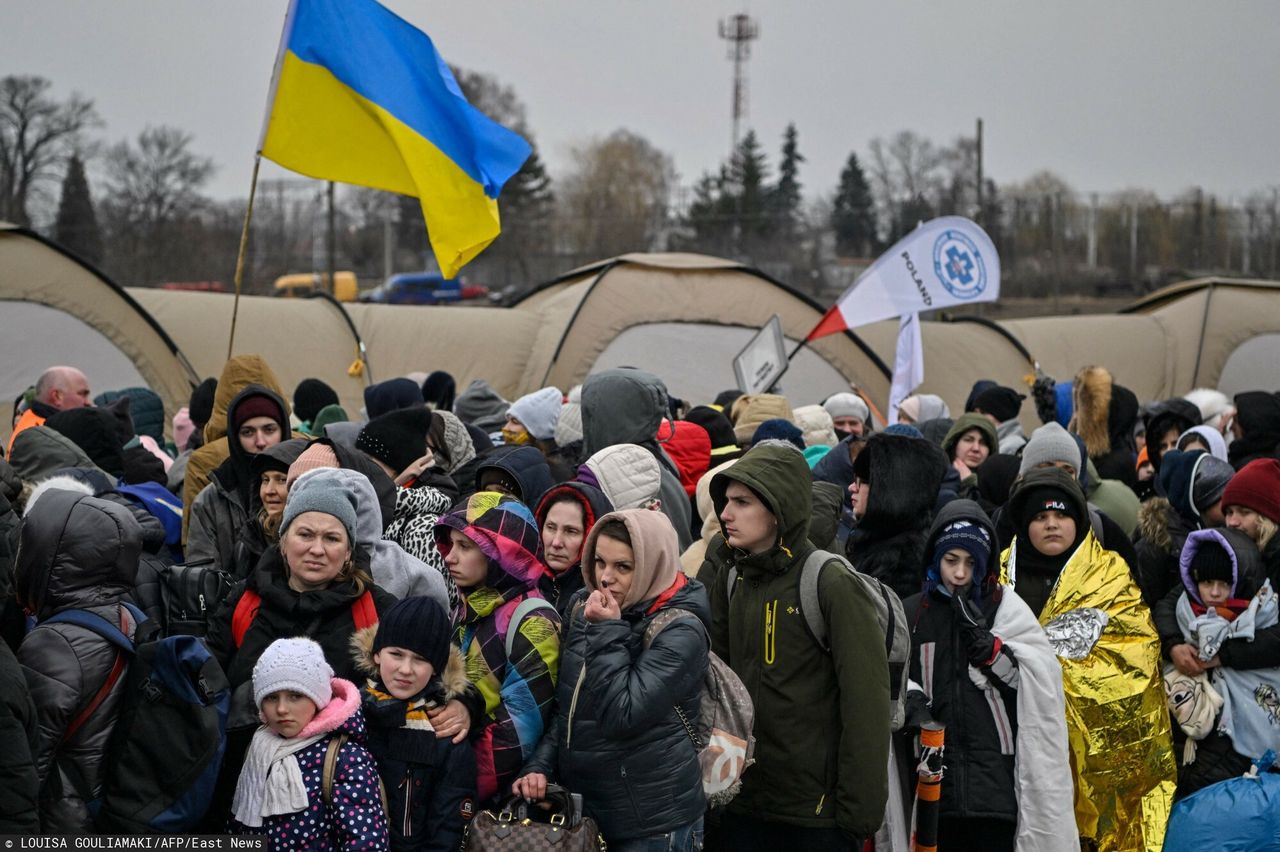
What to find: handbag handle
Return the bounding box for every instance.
[500,781,580,825]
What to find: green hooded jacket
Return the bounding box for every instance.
[698,442,890,838]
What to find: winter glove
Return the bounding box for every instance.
[952,592,999,667]
[903,689,934,731]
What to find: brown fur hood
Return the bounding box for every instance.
[1136,497,1175,554]
[350,624,470,700]
[1073,365,1113,458]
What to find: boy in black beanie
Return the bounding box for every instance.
[353,597,478,850]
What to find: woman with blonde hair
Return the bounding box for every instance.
[205,468,401,828]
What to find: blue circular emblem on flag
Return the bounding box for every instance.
[932,229,987,300]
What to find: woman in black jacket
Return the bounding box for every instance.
[204,468,398,829]
[902,500,1020,851]
[515,509,709,851]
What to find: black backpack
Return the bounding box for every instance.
[46,602,230,833]
[159,559,235,637]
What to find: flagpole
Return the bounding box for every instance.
[226,154,263,361]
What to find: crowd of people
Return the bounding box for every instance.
[4,357,1280,851]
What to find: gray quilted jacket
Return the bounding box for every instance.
[15,489,143,832]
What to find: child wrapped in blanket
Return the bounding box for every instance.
[1167,528,1280,797]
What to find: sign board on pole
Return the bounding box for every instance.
[733,315,788,395]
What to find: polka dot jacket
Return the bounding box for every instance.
[231,678,390,850]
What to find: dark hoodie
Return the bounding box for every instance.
[580,368,693,549]
[533,481,614,618]
[229,438,309,580]
[1133,449,1205,608]
[701,443,890,839]
[845,433,949,600]
[185,384,291,570]
[453,379,509,435]
[1099,384,1141,489]
[1229,391,1280,471]
[1005,468,1090,618]
[1143,399,1202,475]
[15,490,144,832]
[474,445,555,510]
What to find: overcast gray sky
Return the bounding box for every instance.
[6,1,1279,205]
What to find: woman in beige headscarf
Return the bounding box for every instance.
[513,509,711,850]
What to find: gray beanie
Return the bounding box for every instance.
[253,637,334,709]
[1019,422,1083,478]
[281,467,360,544]
[1190,454,1234,516]
[823,392,870,423]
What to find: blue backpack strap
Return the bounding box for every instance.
[44,608,135,655]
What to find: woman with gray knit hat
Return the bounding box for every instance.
[205,472,398,828]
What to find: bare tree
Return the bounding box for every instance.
[558,129,675,261]
[868,130,945,241]
[101,125,215,285]
[0,75,100,226]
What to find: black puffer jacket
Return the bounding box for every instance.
[845,433,949,600]
[522,579,710,843]
[14,489,144,832]
[0,639,39,833]
[475,445,556,510]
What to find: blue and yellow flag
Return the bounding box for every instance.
[260,0,531,277]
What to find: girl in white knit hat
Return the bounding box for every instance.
[230,637,388,849]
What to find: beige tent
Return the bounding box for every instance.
[0,224,199,433]
[4,221,1280,440]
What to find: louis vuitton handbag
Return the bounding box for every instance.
[464,783,606,851]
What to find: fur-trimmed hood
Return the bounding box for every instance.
[1136,496,1182,556]
[1072,366,1139,460]
[1072,366,1113,457]
[349,624,470,701]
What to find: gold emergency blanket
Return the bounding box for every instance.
[1002,532,1176,851]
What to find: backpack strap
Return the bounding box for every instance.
[350,590,378,631]
[231,589,263,649]
[800,550,834,652]
[725,566,739,602]
[44,606,135,744]
[642,607,701,649]
[323,733,389,816]
[804,549,899,663]
[504,596,557,661]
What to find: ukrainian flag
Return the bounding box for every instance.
[260,0,531,277]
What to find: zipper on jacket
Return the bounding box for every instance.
[400,773,413,837]
[764,600,778,665]
[815,793,826,815]
[565,663,588,749]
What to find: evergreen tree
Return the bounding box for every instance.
[831,151,877,256]
[682,167,736,255]
[730,129,770,240]
[54,154,103,266]
[769,123,804,236]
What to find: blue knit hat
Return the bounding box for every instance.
[751,418,804,451]
[927,520,992,599]
[883,423,924,439]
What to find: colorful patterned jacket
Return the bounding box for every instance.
[436,493,562,802]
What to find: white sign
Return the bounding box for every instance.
[733,315,789,395]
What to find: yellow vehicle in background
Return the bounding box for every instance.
[274,271,358,302]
